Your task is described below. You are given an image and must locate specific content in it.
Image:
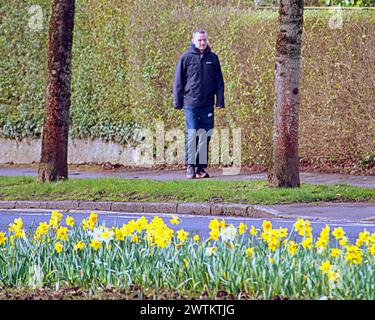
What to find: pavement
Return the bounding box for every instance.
[1,165,374,224]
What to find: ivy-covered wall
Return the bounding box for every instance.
[1,0,374,168]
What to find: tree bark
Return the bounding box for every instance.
[268,0,304,188]
[38,0,75,182]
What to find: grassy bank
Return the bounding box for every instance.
[0,176,374,204]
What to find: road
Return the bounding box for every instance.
[1,209,374,243]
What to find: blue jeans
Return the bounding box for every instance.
[183,105,214,169]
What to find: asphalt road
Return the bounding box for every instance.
[1,209,374,244]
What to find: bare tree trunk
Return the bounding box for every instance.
[38,0,75,182]
[269,0,304,188]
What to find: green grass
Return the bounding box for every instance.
[0,176,374,205]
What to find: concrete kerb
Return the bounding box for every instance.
[0,200,289,219]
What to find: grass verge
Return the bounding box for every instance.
[0,176,374,205]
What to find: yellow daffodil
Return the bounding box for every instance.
[0,232,7,246]
[219,219,226,229]
[262,220,272,231]
[332,227,345,240]
[170,215,180,225]
[238,222,248,235]
[131,234,139,243]
[369,244,375,255]
[135,216,148,232]
[250,225,258,236]
[328,270,340,282]
[330,248,341,258]
[345,245,363,265]
[49,211,63,229]
[114,228,125,241]
[278,227,289,238]
[339,237,348,248]
[268,238,280,252]
[294,218,312,237]
[90,239,101,250]
[14,228,25,239]
[56,226,69,241]
[54,241,63,253]
[288,241,299,256]
[177,229,189,242]
[301,237,313,250]
[74,241,85,250]
[245,247,254,258]
[208,218,220,230]
[65,216,75,228]
[193,234,200,242]
[320,261,332,274]
[356,230,370,247]
[209,228,220,241]
[261,231,272,242]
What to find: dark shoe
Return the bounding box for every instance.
[196,168,209,179]
[186,165,196,179]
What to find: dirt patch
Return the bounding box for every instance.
[0,285,289,300]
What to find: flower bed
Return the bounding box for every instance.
[0,211,374,299]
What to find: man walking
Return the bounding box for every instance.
[173,29,225,179]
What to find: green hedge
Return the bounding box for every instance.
[1,0,374,167]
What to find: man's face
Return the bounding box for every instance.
[193,32,208,52]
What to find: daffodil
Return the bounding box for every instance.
[245,247,254,258]
[66,216,75,228]
[208,218,220,230]
[74,241,85,250]
[262,220,272,231]
[49,211,63,229]
[177,229,189,242]
[345,245,363,265]
[294,218,312,237]
[320,261,332,274]
[328,270,340,283]
[131,234,139,243]
[170,215,180,225]
[114,228,125,241]
[330,248,341,258]
[332,227,345,240]
[206,246,218,256]
[301,237,313,250]
[90,239,101,251]
[56,226,69,241]
[238,222,248,235]
[287,241,299,256]
[193,234,200,242]
[135,216,148,232]
[250,225,258,237]
[54,242,63,253]
[0,232,7,246]
[220,225,237,243]
[209,228,220,241]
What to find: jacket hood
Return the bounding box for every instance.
[187,42,211,54]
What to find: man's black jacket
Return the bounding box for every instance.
[173,43,225,109]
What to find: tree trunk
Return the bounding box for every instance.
[38,0,75,182]
[269,0,304,188]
